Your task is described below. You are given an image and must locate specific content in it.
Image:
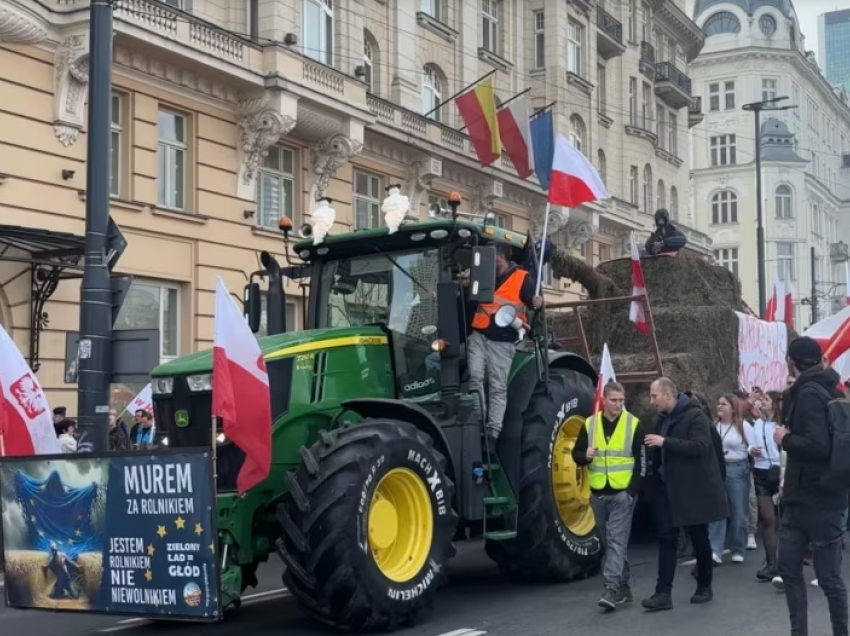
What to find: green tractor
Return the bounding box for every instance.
[149,204,602,631]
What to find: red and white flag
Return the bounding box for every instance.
[0,324,59,457]
[765,276,782,322]
[783,280,795,330]
[804,304,850,364]
[593,343,617,414]
[211,277,272,494]
[547,133,609,208]
[629,233,650,336]
[845,261,850,306]
[496,95,534,179]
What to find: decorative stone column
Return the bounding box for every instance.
[53,32,90,147]
[308,133,362,202]
[234,92,297,201]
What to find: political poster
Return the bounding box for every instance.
[0,450,220,620]
[735,311,788,392]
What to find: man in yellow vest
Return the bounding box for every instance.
[573,380,646,611]
[461,242,542,446]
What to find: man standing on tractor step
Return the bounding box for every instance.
[643,377,728,612]
[572,381,646,611]
[461,242,542,447]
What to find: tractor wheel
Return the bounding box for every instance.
[276,419,458,632]
[485,369,603,581]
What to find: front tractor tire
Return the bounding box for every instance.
[485,369,604,581]
[276,419,458,632]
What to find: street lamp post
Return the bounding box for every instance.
[742,96,798,318]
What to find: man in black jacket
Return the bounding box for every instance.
[642,377,728,611]
[775,337,848,636]
[643,209,687,256]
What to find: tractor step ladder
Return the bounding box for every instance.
[481,438,518,542]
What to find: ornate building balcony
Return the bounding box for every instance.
[596,6,626,60]
[639,41,656,81]
[654,61,693,109]
[688,96,704,128]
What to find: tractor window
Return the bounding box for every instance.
[320,249,442,402]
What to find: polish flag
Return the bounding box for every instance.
[593,343,617,414]
[496,95,534,179]
[629,232,650,336]
[845,262,850,306]
[547,133,609,208]
[803,304,850,364]
[765,276,781,322]
[212,277,272,494]
[0,324,60,457]
[783,280,795,330]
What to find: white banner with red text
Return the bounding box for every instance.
[735,311,788,393]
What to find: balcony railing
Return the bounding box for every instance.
[654,62,692,94]
[830,241,849,262]
[689,96,702,114]
[596,6,623,43]
[639,41,655,80]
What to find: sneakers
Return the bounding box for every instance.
[731,554,744,563]
[691,587,713,604]
[616,587,633,604]
[747,534,758,550]
[712,553,723,565]
[642,592,673,612]
[772,576,785,591]
[598,589,617,611]
[811,578,819,587]
[756,564,778,582]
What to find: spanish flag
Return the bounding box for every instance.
[455,76,501,167]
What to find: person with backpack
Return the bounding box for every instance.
[775,336,848,636]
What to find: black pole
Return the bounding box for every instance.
[754,108,766,318]
[76,0,115,452]
[811,246,818,326]
[260,252,285,335]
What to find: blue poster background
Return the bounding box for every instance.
[1,450,220,620]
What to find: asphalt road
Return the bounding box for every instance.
[0,540,841,636]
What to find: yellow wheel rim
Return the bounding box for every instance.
[551,414,596,536]
[368,467,434,583]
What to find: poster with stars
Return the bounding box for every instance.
[0,450,220,620]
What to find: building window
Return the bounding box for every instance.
[628,0,637,41]
[641,82,652,129]
[762,78,777,102]
[492,212,510,229]
[656,179,666,209]
[303,0,334,66]
[533,11,545,69]
[428,193,448,217]
[567,20,584,76]
[598,62,607,113]
[482,0,499,53]
[777,242,794,280]
[629,165,639,204]
[598,244,611,264]
[629,77,637,125]
[759,14,777,37]
[670,186,679,218]
[353,170,382,230]
[259,296,298,336]
[642,164,653,213]
[157,109,187,211]
[711,190,738,224]
[363,35,373,91]
[597,149,607,185]
[569,114,586,154]
[110,93,123,198]
[257,145,297,229]
[114,280,180,361]
[714,248,739,277]
[710,134,736,166]
[668,111,677,153]
[422,65,442,122]
[421,0,439,19]
[246,0,259,39]
[707,81,735,111]
[656,102,665,145]
[775,184,792,219]
[702,11,741,35]
[792,83,800,117]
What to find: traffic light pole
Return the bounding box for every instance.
[76,0,115,452]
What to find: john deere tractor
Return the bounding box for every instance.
[149,200,602,631]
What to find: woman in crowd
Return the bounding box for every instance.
[739,393,760,551]
[709,393,754,563]
[750,390,783,582]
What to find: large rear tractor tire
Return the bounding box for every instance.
[485,369,603,581]
[276,419,458,632]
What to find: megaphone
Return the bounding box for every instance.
[299,223,313,239]
[494,305,529,341]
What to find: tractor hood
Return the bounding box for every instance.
[151,326,389,377]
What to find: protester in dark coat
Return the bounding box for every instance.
[644,209,687,255]
[642,377,728,612]
[686,391,726,482]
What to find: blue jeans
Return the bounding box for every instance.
[710,460,751,558]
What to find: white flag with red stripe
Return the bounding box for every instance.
[211,277,272,494]
[629,233,650,335]
[593,343,617,414]
[0,324,59,457]
[803,304,850,364]
[845,261,850,306]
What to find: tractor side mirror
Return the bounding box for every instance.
[244,282,262,333]
[468,245,496,303]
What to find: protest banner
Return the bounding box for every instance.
[735,311,788,392]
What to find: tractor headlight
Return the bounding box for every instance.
[186,373,213,392]
[151,377,174,395]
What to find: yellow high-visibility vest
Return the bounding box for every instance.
[584,411,638,491]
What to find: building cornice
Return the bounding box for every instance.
[651,0,706,61]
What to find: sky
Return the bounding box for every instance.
[795,1,848,60]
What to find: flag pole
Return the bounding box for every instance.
[423,69,497,118]
[532,101,557,117]
[535,202,552,297]
[457,87,531,133]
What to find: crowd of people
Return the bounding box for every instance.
[50,406,158,453]
[577,336,848,636]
